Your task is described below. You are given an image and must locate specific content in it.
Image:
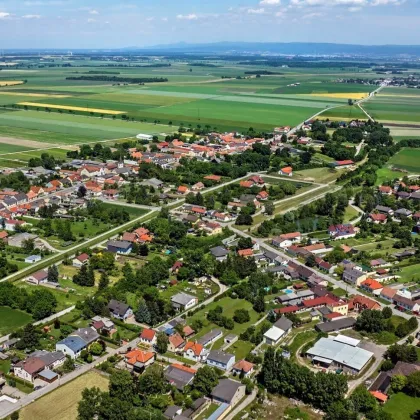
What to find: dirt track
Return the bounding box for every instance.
[0,136,56,149]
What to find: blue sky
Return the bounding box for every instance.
[0,0,418,48]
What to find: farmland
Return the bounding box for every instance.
[19,371,109,420]
[0,306,33,336]
[387,147,420,173]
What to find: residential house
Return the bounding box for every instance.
[106,240,132,255]
[90,316,116,337]
[232,360,255,378]
[342,268,367,286]
[168,333,185,353]
[108,300,133,321]
[375,205,394,216]
[360,278,384,295]
[56,336,89,359]
[26,270,48,285]
[380,287,397,303]
[183,342,208,362]
[349,295,381,312]
[210,246,229,262]
[72,253,90,268]
[393,295,420,312]
[124,349,155,372]
[394,208,412,220]
[139,328,157,346]
[25,255,42,264]
[207,350,235,371]
[177,186,190,195]
[197,329,223,347]
[211,379,246,406]
[367,213,388,224]
[272,232,301,249]
[279,166,293,177]
[329,224,356,240]
[170,293,198,312]
[378,186,393,195]
[164,364,196,391]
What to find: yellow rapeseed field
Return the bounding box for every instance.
[0,92,71,98]
[309,92,368,99]
[0,81,24,86]
[18,102,125,115]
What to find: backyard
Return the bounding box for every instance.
[0,306,33,336]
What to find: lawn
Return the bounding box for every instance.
[228,340,255,360]
[288,330,318,361]
[187,297,261,340]
[196,403,219,420]
[19,371,109,420]
[387,148,420,174]
[0,143,34,155]
[0,306,33,336]
[292,167,341,184]
[343,205,360,223]
[383,392,420,420]
[398,263,420,283]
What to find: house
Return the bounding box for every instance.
[329,224,356,240]
[13,351,65,383]
[256,190,269,200]
[170,261,183,274]
[192,182,205,191]
[394,208,412,220]
[204,175,221,183]
[367,213,388,224]
[274,316,294,334]
[378,186,393,195]
[393,295,420,312]
[125,349,155,372]
[237,248,253,258]
[56,335,88,359]
[207,350,235,371]
[177,186,190,194]
[279,166,293,177]
[332,160,354,168]
[139,328,157,346]
[349,295,381,312]
[90,316,116,337]
[164,364,196,391]
[232,360,255,377]
[210,246,229,262]
[72,253,90,268]
[183,341,208,362]
[4,219,25,231]
[0,230,8,242]
[168,333,185,353]
[380,287,397,303]
[315,317,356,333]
[342,268,367,286]
[360,277,383,294]
[24,255,42,264]
[272,232,301,249]
[26,270,48,285]
[375,205,394,216]
[106,240,132,255]
[108,299,133,321]
[211,379,246,406]
[197,329,223,347]
[170,293,198,311]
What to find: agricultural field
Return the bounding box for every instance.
[0,306,33,336]
[19,371,109,420]
[387,148,420,173]
[0,61,379,142]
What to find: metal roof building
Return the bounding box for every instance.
[306,337,373,372]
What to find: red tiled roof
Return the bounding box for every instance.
[361,278,383,290]
[335,160,354,166]
[125,349,154,365]
[238,248,253,257]
[170,363,196,374]
[76,253,89,262]
[184,341,204,356]
[274,305,299,314]
[303,296,336,308]
[281,166,293,174]
[233,359,255,373]
[370,391,388,402]
[140,328,156,341]
[369,213,387,221]
[169,333,185,349]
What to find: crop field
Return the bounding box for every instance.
[0,80,24,86]
[363,87,420,124]
[387,148,420,173]
[0,306,33,336]
[19,371,109,420]
[317,105,366,121]
[18,102,125,115]
[0,142,34,154]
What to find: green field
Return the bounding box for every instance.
[383,392,420,420]
[387,148,420,173]
[0,143,34,155]
[0,306,33,336]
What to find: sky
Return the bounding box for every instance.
[0,0,419,48]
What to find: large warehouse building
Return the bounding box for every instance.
[306,335,374,373]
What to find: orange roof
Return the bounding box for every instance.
[140,328,156,341]
[170,363,196,374]
[178,186,189,193]
[240,181,254,188]
[233,359,255,373]
[349,295,381,310]
[169,333,185,349]
[134,227,149,237]
[361,278,383,290]
[204,175,221,182]
[0,231,8,239]
[139,234,152,242]
[183,325,195,336]
[280,232,301,240]
[184,341,204,356]
[125,349,154,365]
[281,166,293,174]
[370,391,388,402]
[238,248,253,257]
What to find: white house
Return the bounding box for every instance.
[183,341,209,363]
[170,293,198,312]
[26,270,48,285]
[272,232,301,249]
[207,350,235,371]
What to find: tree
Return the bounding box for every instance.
[265,202,274,215]
[135,300,151,324]
[77,387,104,420]
[16,323,39,350]
[10,412,19,420]
[193,365,219,395]
[349,385,377,414]
[47,264,59,283]
[90,342,103,356]
[406,371,420,397]
[355,309,385,333]
[382,306,392,319]
[27,288,57,320]
[385,344,418,364]
[253,294,265,313]
[156,332,169,354]
[109,370,135,403]
[390,374,407,392]
[62,356,75,373]
[233,309,251,324]
[98,272,109,291]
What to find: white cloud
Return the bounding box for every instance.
[176,13,198,20]
[24,1,65,5]
[0,12,10,19]
[291,0,366,7]
[87,18,95,23]
[371,0,404,5]
[89,10,99,15]
[302,11,324,18]
[146,17,154,21]
[161,17,168,21]
[22,14,41,18]
[348,6,362,11]
[247,7,265,13]
[260,0,280,5]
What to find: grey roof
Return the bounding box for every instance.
[296,290,314,298]
[197,329,223,346]
[211,379,244,403]
[164,365,195,390]
[375,205,392,213]
[38,369,58,380]
[30,350,65,366]
[73,327,100,345]
[278,292,298,303]
[274,316,293,331]
[395,208,412,216]
[315,317,356,333]
[107,240,132,250]
[108,299,131,317]
[171,292,197,306]
[163,405,182,419]
[307,337,373,371]
[210,246,229,258]
[208,350,234,365]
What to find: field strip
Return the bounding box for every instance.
[0,136,58,149]
[306,92,369,100]
[17,102,125,115]
[0,81,24,86]
[0,92,72,98]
